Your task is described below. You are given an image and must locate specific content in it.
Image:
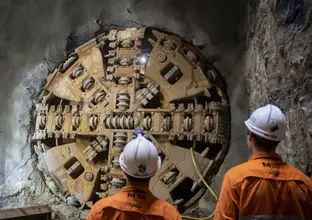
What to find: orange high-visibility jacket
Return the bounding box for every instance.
[214,152,312,220]
[86,185,181,220]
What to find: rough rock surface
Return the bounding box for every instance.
[244,0,312,177]
[0,64,60,208]
[0,0,249,219]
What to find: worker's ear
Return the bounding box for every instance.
[246,132,253,152]
[248,133,253,142]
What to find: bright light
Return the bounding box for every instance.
[140,55,147,64]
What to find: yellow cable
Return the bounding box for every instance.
[181,147,218,220]
[190,148,218,201]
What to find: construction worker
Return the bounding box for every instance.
[87,131,181,220]
[214,104,312,220]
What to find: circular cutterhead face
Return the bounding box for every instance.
[33,27,230,210]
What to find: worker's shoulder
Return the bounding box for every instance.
[284,163,312,187]
[224,160,312,188]
[154,198,178,210]
[151,198,180,215]
[224,161,252,184]
[224,159,273,184]
[91,194,119,213]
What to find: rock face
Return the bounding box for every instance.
[244,0,312,176]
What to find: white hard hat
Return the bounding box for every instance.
[119,135,161,179]
[245,104,287,141]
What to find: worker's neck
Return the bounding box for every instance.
[126,179,150,187]
[251,146,275,156]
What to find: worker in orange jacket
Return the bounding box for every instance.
[87,131,181,220]
[214,104,312,220]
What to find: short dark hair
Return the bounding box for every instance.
[125,173,150,184]
[248,131,280,152]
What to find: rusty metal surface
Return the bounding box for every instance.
[0,205,52,220]
[32,27,230,210]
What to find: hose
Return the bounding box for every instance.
[181,144,218,220]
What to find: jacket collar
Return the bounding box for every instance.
[249,152,282,161]
[122,184,151,194]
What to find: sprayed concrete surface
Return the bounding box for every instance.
[0,0,249,214]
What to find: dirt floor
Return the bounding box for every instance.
[1,0,310,219]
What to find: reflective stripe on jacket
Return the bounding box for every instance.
[214,152,312,220]
[86,185,181,220]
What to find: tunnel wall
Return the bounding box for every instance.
[244,0,312,177]
[0,0,249,216]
